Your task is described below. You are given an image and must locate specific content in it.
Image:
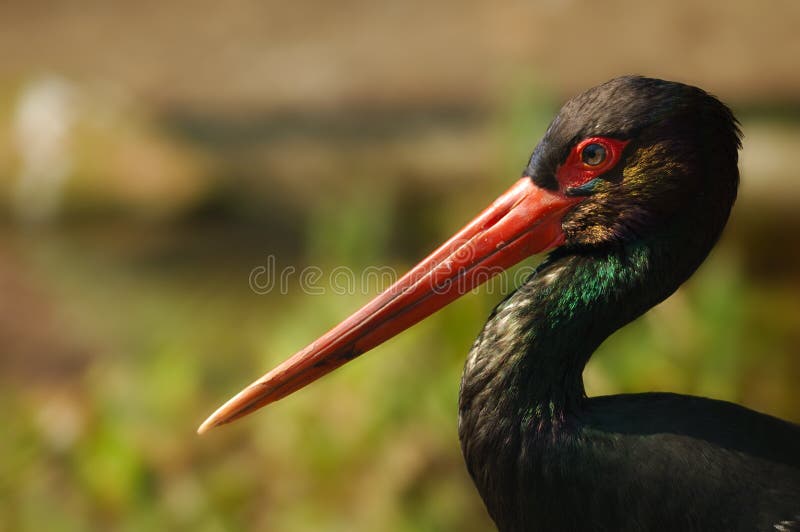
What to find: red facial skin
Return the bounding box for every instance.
[556,137,629,189]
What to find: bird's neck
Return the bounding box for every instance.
[458,223,716,524]
[460,238,679,417]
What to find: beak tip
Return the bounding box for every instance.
[198,400,236,435]
[197,416,219,435]
[197,381,269,435]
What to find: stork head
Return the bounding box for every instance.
[198,76,741,434]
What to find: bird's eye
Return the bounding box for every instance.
[581,143,606,166]
[556,136,629,190]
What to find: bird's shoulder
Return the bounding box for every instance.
[580,392,800,465]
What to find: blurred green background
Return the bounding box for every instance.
[0,1,798,531]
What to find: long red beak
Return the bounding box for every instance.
[198,177,581,434]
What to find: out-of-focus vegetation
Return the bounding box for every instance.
[1,2,799,531]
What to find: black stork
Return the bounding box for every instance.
[199,76,800,531]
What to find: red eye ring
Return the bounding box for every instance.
[556,136,629,190]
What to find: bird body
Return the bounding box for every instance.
[466,391,800,531]
[201,77,800,531]
[460,251,800,531]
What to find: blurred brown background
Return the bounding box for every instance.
[0,1,798,531]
